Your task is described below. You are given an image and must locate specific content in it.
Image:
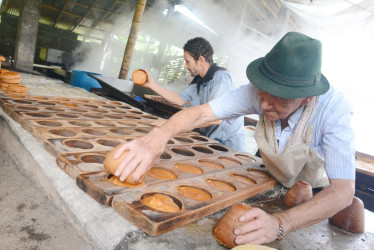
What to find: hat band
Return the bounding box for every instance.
[261,61,321,87]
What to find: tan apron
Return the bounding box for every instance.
[254,115,329,189]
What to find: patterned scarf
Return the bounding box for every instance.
[263,97,318,154]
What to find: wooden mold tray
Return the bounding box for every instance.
[76,152,262,206]
[46,135,229,156]
[113,164,276,236]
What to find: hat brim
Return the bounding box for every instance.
[246,57,330,99]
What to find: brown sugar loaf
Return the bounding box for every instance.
[132,69,147,85]
[7,84,28,94]
[213,203,251,249]
[0,71,21,84]
[103,144,146,185]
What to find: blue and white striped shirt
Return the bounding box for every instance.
[209,82,356,180]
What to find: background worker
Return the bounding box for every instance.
[114,32,356,245]
[141,37,246,151]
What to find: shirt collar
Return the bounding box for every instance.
[276,106,305,130]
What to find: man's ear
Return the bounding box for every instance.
[198,55,206,64]
[301,97,314,106]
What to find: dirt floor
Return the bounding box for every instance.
[0,143,96,250]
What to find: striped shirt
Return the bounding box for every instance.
[209,82,356,180]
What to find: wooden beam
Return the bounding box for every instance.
[42,3,81,18]
[71,2,120,16]
[54,0,70,27]
[119,0,147,79]
[261,0,278,19]
[246,4,273,34]
[71,0,99,32]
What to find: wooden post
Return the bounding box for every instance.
[118,0,147,79]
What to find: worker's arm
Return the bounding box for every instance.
[152,119,222,128]
[113,103,218,182]
[233,179,355,245]
[142,70,187,106]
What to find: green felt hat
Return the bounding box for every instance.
[246,32,330,99]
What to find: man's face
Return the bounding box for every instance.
[258,90,310,121]
[184,51,202,77]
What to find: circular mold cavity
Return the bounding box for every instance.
[148,167,177,180]
[106,114,123,119]
[171,148,195,157]
[49,129,76,137]
[134,128,149,134]
[96,139,121,147]
[247,169,270,178]
[191,136,208,142]
[80,154,105,164]
[83,104,98,108]
[167,140,175,144]
[174,137,193,143]
[111,110,127,114]
[31,96,49,100]
[206,179,236,192]
[198,159,224,169]
[64,140,94,149]
[106,173,144,188]
[177,186,212,201]
[82,129,106,136]
[142,115,157,120]
[38,102,55,106]
[56,113,79,118]
[235,154,256,162]
[45,107,64,112]
[141,193,182,213]
[192,146,214,154]
[68,121,91,127]
[137,121,152,127]
[119,105,131,110]
[174,163,203,174]
[94,121,116,127]
[70,108,88,113]
[15,105,38,111]
[60,102,77,107]
[208,144,229,152]
[229,173,257,184]
[218,156,242,167]
[54,97,70,101]
[37,121,62,127]
[82,114,103,119]
[109,128,130,135]
[13,100,33,104]
[92,108,107,113]
[160,152,172,159]
[130,110,143,114]
[117,121,137,127]
[102,105,116,109]
[110,101,122,106]
[25,112,51,118]
[90,99,105,104]
[123,115,141,120]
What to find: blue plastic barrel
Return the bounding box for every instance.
[70,70,102,91]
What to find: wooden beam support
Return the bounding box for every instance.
[71,0,99,32]
[54,0,70,27]
[119,0,147,79]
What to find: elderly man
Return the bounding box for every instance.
[113,32,355,245]
[141,37,246,151]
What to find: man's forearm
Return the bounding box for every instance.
[280,179,355,235]
[152,103,217,140]
[149,83,186,106]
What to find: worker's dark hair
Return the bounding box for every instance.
[183,37,214,64]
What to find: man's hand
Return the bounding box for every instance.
[113,129,167,182]
[233,207,279,245]
[142,69,156,89]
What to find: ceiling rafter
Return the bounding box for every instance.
[54,0,71,27]
[71,0,100,32]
